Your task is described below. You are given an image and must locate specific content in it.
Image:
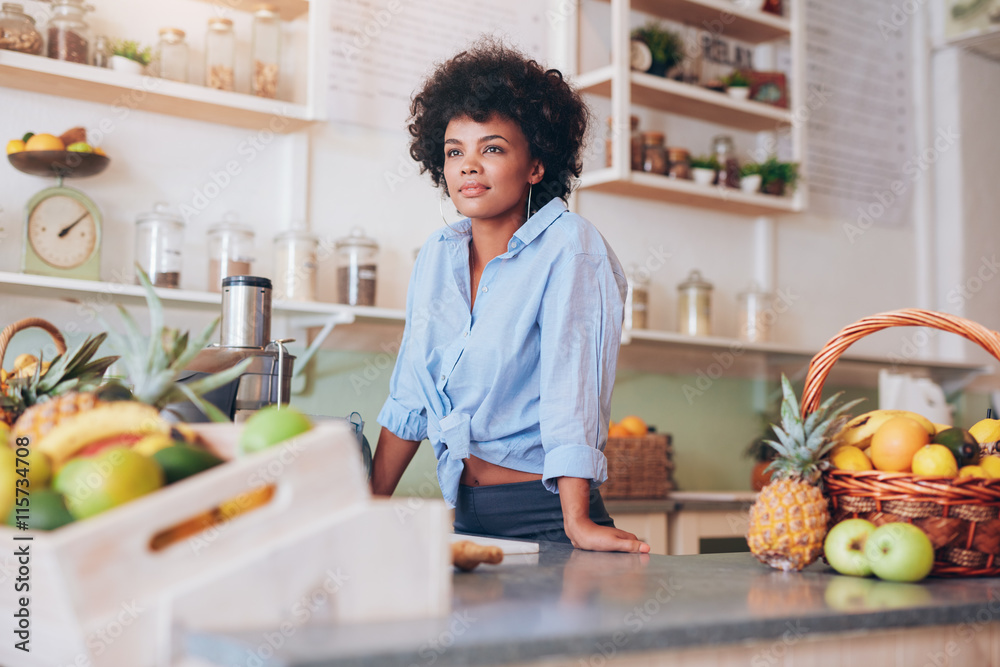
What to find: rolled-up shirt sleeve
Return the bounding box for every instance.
[538,252,625,493]
[377,267,428,443]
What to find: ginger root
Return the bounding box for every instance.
[451,540,503,571]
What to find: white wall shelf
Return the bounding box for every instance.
[192,0,310,21]
[575,67,793,132]
[606,0,792,44]
[579,167,800,215]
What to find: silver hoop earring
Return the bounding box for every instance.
[439,193,464,231]
[526,183,533,220]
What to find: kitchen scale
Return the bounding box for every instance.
[8,150,109,281]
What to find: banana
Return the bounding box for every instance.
[12,353,36,372]
[834,409,935,450]
[37,401,169,467]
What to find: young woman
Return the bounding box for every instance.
[371,40,648,554]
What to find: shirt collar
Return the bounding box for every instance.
[436,197,567,246]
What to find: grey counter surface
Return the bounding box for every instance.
[186,543,1000,667]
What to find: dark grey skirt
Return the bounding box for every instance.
[454,480,615,544]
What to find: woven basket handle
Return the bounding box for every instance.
[801,308,1000,418]
[0,318,67,370]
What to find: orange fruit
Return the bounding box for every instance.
[911,444,958,477]
[830,446,872,471]
[6,139,24,154]
[24,133,64,151]
[618,415,648,437]
[870,417,930,472]
[608,423,630,438]
[93,147,106,156]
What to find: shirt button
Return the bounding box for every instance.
[482,286,488,293]
[463,331,468,337]
[440,375,446,381]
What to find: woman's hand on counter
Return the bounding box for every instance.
[558,477,650,553]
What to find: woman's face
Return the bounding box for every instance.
[442,114,544,227]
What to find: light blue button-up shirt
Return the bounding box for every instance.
[377,198,627,508]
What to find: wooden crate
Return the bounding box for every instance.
[602,434,675,499]
[0,421,451,666]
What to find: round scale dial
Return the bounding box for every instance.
[27,194,98,269]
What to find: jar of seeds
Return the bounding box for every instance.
[45,0,91,64]
[251,3,280,98]
[0,3,43,55]
[335,227,378,306]
[205,17,235,91]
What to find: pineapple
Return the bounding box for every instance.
[2,333,119,435]
[747,375,862,571]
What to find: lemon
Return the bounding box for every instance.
[970,419,1000,455]
[831,445,873,471]
[6,139,25,154]
[979,456,1000,478]
[911,445,958,477]
[958,465,988,479]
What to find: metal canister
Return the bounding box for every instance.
[221,275,271,348]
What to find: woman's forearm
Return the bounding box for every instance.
[371,427,420,496]
[558,476,650,553]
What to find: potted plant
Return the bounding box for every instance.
[689,155,719,186]
[757,156,800,196]
[108,39,153,74]
[723,70,751,100]
[739,162,762,193]
[630,22,683,78]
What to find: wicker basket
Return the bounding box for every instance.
[0,317,67,372]
[602,433,675,499]
[804,308,1000,577]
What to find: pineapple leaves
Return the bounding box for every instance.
[174,382,231,423]
[135,266,165,366]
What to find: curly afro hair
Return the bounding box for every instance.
[408,39,590,216]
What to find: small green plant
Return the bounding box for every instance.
[689,155,720,170]
[109,39,153,66]
[631,22,683,72]
[740,162,761,177]
[723,70,750,88]
[757,156,800,195]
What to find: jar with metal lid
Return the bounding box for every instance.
[335,227,378,306]
[45,0,92,64]
[135,203,184,288]
[711,134,740,188]
[0,3,42,55]
[251,3,280,98]
[642,131,668,175]
[667,147,691,180]
[677,269,713,336]
[156,27,188,82]
[737,282,772,343]
[624,263,649,330]
[207,214,255,292]
[205,17,235,91]
[273,227,317,302]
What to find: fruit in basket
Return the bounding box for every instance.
[931,427,979,467]
[152,444,224,484]
[617,415,648,437]
[979,455,1000,478]
[607,422,630,438]
[823,518,876,577]
[869,417,930,472]
[24,133,64,151]
[0,447,16,519]
[957,465,988,479]
[132,432,180,457]
[6,139,24,154]
[58,448,163,519]
[864,523,935,583]
[969,418,1000,456]
[830,446,872,471]
[238,405,312,455]
[746,375,862,572]
[5,489,75,531]
[834,409,934,451]
[910,444,958,477]
[933,423,952,435]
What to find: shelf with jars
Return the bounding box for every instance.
[0,0,328,131]
[569,0,806,216]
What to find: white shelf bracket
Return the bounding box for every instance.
[292,311,357,379]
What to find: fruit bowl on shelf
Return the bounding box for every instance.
[8,150,110,178]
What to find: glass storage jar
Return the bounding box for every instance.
[677,269,713,336]
[0,3,43,55]
[335,227,378,306]
[205,17,235,91]
[604,115,643,171]
[625,263,649,330]
[156,27,188,82]
[207,215,255,292]
[273,228,318,302]
[667,147,691,179]
[251,3,280,98]
[46,0,91,64]
[91,34,108,67]
[642,131,668,175]
[712,134,740,188]
[737,282,772,343]
[135,202,184,289]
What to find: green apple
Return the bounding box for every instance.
[864,522,935,583]
[824,518,876,577]
[57,448,163,520]
[238,406,312,455]
[66,141,93,153]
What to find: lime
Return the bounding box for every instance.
[5,489,74,531]
[152,445,225,484]
[932,427,980,467]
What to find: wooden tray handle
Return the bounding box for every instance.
[801,308,1000,417]
[0,318,67,370]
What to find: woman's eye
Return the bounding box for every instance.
[484,145,502,153]
[446,148,461,157]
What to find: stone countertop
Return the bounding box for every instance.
[185,543,1000,667]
